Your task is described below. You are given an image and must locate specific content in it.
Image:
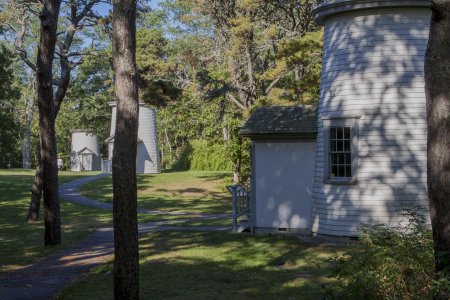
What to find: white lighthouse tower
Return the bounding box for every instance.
[105,102,161,174]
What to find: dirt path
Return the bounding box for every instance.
[0,174,231,300]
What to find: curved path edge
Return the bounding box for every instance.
[60,173,231,219]
[0,173,232,300]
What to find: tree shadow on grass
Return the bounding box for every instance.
[60,230,341,300]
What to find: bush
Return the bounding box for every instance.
[189,140,233,172]
[171,144,192,171]
[328,207,434,300]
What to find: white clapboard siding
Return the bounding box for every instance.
[136,104,161,174]
[312,7,431,237]
[109,102,161,174]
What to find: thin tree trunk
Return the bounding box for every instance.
[424,2,450,299]
[26,161,43,222]
[233,137,242,184]
[112,0,139,298]
[21,110,32,169]
[36,0,62,246]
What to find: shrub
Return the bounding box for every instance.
[189,140,234,172]
[171,144,192,171]
[328,207,434,300]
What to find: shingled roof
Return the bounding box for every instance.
[239,106,317,139]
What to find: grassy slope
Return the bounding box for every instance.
[81,171,232,214]
[0,170,111,272]
[59,231,342,300]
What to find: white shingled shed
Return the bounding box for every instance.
[70,131,102,171]
[241,0,431,237]
[106,102,161,174]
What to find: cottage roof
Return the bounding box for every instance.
[77,147,95,155]
[239,106,317,139]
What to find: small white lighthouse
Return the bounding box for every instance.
[70,130,102,171]
[105,102,161,174]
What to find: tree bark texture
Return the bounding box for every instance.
[424,1,450,299]
[112,0,139,298]
[26,161,43,222]
[36,0,62,245]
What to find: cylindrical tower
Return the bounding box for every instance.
[71,131,101,171]
[108,102,161,174]
[312,1,431,237]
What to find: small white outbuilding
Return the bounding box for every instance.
[240,0,431,238]
[70,131,102,172]
[106,102,161,174]
[239,106,317,234]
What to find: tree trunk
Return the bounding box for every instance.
[112,0,139,298]
[233,137,242,184]
[26,161,43,222]
[21,111,32,169]
[424,2,450,299]
[36,0,61,246]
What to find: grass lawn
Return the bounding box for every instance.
[2,169,345,298]
[0,170,232,272]
[0,169,111,272]
[58,231,342,299]
[81,171,232,214]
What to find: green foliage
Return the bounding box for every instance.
[157,93,242,169]
[189,140,234,171]
[57,53,113,165]
[0,45,21,168]
[328,207,434,300]
[171,144,192,171]
[136,27,180,106]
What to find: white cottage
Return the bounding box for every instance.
[106,102,161,174]
[70,131,102,172]
[240,106,317,234]
[240,0,431,237]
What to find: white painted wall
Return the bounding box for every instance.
[254,141,315,231]
[109,102,161,174]
[71,132,101,171]
[313,8,431,236]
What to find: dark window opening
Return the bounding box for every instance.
[329,126,352,178]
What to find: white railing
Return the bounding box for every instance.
[227,185,250,233]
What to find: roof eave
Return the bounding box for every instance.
[240,132,317,140]
[313,0,430,25]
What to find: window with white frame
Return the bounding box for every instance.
[323,116,360,184]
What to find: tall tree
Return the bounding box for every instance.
[0,1,40,171]
[424,1,450,299]
[112,0,139,298]
[0,0,111,222]
[0,45,21,168]
[157,0,322,182]
[36,0,62,245]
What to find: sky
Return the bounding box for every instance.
[94,0,162,16]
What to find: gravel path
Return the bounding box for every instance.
[0,174,231,300]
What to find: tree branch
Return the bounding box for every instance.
[226,93,246,111]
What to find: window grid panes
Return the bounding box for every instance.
[329,126,352,178]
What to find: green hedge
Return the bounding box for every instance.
[189,140,233,172]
